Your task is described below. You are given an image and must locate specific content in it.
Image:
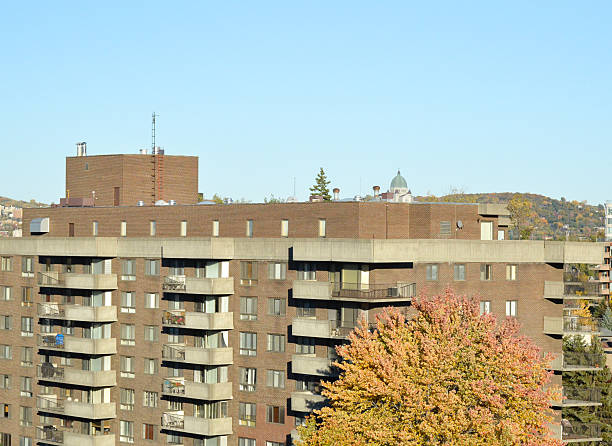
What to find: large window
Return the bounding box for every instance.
[0,287,10,301]
[144,326,158,342]
[453,264,466,281]
[20,347,32,367]
[121,292,135,313]
[239,439,256,446]
[121,260,135,281]
[267,334,285,353]
[120,356,135,378]
[480,301,491,315]
[20,377,32,397]
[119,420,134,443]
[266,405,285,424]
[21,257,33,277]
[144,292,159,309]
[266,370,285,388]
[281,219,289,237]
[21,288,32,308]
[0,316,10,330]
[506,264,517,281]
[240,297,258,321]
[1,257,12,272]
[142,423,156,441]
[121,324,135,346]
[144,358,157,375]
[239,402,256,427]
[19,406,31,426]
[239,367,256,392]
[426,264,438,281]
[145,260,159,276]
[0,345,11,359]
[268,298,286,316]
[506,300,517,317]
[295,337,315,355]
[268,262,286,280]
[20,318,33,337]
[297,263,316,281]
[240,332,257,356]
[120,388,135,411]
[143,391,158,408]
[240,262,258,286]
[480,264,492,281]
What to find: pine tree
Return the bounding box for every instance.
[310,168,331,201]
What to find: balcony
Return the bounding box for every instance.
[38,303,117,323]
[37,427,115,446]
[38,334,117,355]
[548,352,604,372]
[37,395,116,419]
[293,280,416,303]
[162,378,233,401]
[550,421,603,443]
[292,318,356,339]
[291,391,326,412]
[543,316,601,336]
[161,412,233,436]
[38,272,117,290]
[37,364,116,387]
[162,275,234,295]
[551,387,602,408]
[292,355,335,377]
[162,344,233,365]
[543,281,603,300]
[162,310,234,330]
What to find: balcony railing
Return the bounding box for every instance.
[560,352,604,370]
[162,344,186,361]
[562,421,602,440]
[163,276,187,291]
[163,310,186,326]
[563,280,601,296]
[38,272,117,290]
[37,426,64,443]
[162,411,185,429]
[37,303,117,322]
[563,316,601,333]
[331,282,416,300]
[37,363,65,380]
[563,387,602,404]
[39,334,66,349]
[162,378,186,396]
[37,395,65,411]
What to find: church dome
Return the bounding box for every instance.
[390,170,408,190]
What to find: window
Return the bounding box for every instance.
[121,324,135,346]
[92,221,98,236]
[246,220,253,237]
[145,260,159,276]
[121,292,135,313]
[0,316,10,330]
[266,370,285,388]
[120,420,134,443]
[268,262,286,280]
[240,261,258,286]
[21,287,32,307]
[267,442,284,446]
[20,377,32,397]
[267,334,285,352]
[20,437,32,446]
[120,221,127,237]
[144,358,157,375]
[318,219,326,237]
[0,345,11,359]
[506,300,517,317]
[453,264,466,281]
[268,297,286,316]
[480,301,491,315]
[212,220,219,237]
[426,264,438,281]
[142,423,156,441]
[144,292,159,309]
[296,302,315,318]
[121,260,135,281]
[20,347,32,367]
[120,388,135,411]
[143,391,158,408]
[239,439,256,446]
[240,297,258,321]
[239,402,256,427]
[19,406,31,426]
[239,367,256,392]
[497,229,505,240]
[440,221,451,236]
[20,317,32,337]
[240,332,257,356]
[295,337,315,355]
[266,405,285,424]
[480,221,493,240]
[1,404,9,418]
[297,263,316,280]
[0,374,10,389]
[480,264,492,281]
[506,264,517,281]
[149,221,156,236]
[120,356,135,378]
[1,257,12,272]
[0,287,10,301]
[144,326,158,342]
[21,257,33,277]
[180,221,187,237]
[281,219,289,237]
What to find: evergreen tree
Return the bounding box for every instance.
[310,168,331,201]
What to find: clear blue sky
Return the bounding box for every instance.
[1,2,610,204]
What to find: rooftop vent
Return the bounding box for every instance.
[76,142,87,157]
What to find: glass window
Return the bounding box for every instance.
[121,324,135,346]
[295,337,315,355]
[21,257,33,277]
[240,262,258,286]
[120,356,135,378]
[296,302,315,318]
[1,257,12,272]
[453,264,465,281]
[281,219,289,237]
[426,264,438,281]
[120,388,135,411]
[145,260,159,276]
[92,221,98,236]
[506,300,517,317]
[143,391,158,408]
[266,370,285,388]
[20,317,33,336]
[297,263,316,281]
[506,264,517,281]
[0,374,10,389]
[239,439,256,446]
[0,345,12,359]
[0,286,11,301]
[268,262,286,280]
[149,221,156,236]
[266,405,285,424]
[180,221,187,237]
[142,423,156,441]
[240,332,257,356]
[120,221,127,237]
[119,420,134,443]
[121,292,135,313]
[144,326,158,342]
[20,347,32,367]
[240,297,258,321]
[267,334,285,352]
[480,264,492,281]
[19,406,31,426]
[239,402,256,427]
[21,287,33,307]
[144,358,157,375]
[267,298,286,316]
[239,367,256,392]
[121,260,136,280]
[212,220,219,237]
[20,377,32,397]
[246,220,253,237]
[19,437,32,446]
[144,292,159,309]
[318,219,326,237]
[480,301,491,315]
[0,316,10,330]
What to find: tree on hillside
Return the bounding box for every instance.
[297,289,561,446]
[508,194,536,239]
[309,168,331,201]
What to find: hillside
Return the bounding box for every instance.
[0,196,47,208]
[416,193,604,241]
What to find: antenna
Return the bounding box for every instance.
[293,177,296,198]
[151,112,157,151]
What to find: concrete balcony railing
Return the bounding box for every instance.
[37,364,116,387]
[162,275,234,295]
[291,391,326,413]
[37,427,115,446]
[37,334,117,355]
[162,310,234,330]
[292,280,416,302]
[37,395,116,419]
[550,421,603,443]
[552,387,602,407]
[292,318,357,339]
[544,281,603,300]
[162,378,233,401]
[38,303,117,323]
[548,352,604,372]
[161,412,233,436]
[543,316,601,335]
[38,272,117,290]
[292,355,335,377]
[162,344,233,365]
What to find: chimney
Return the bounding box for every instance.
[76,142,87,157]
[373,185,380,197]
[333,188,340,201]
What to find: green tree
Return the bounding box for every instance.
[310,168,331,201]
[297,289,561,446]
[507,194,535,239]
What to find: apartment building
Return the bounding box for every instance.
[0,150,606,446]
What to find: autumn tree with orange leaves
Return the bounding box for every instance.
[297,289,562,446]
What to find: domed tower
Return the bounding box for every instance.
[388,170,413,203]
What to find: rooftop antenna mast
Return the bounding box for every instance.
[151,112,157,151]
